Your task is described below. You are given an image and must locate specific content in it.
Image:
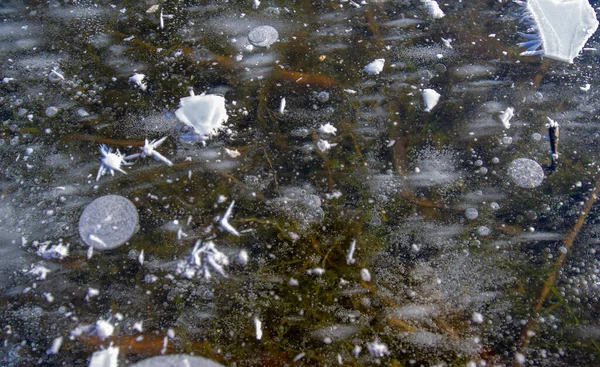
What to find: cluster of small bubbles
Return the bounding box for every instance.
[508,158,544,188]
[465,208,478,220]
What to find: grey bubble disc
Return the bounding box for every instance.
[78,195,139,250]
[248,25,279,47]
[131,355,224,367]
[508,158,544,188]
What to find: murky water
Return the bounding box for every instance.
[2,0,600,365]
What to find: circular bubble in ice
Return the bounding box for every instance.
[131,355,224,367]
[78,195,139,250]
[508,158,544,188]
[465,208,478,220]
[248,25,279,48]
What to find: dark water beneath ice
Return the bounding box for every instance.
[1,0,600,365]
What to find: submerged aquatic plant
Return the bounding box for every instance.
[516,0,599,63]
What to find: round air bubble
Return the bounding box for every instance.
[79,195,139,250]
[131,355,224,367]
[248,25,279,48]
[317,91,330,103]
[465,208,478,220]
[508,158,544,188]
[45,106,59,117]
[477,226,491,236]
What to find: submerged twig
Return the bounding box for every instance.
[547,117,559,172]
[516,174,600,363]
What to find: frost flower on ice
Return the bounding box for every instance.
[366,339,390,358]
[176,240,229,280]
[127,137,173,166]
[97,144,131,181]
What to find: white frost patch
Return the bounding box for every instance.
[472,312,484,324]
[318,123,337,135]
[236,249,249,266]
[422,89,441,112]
[422,0,445,19]
[307,267,325,276]
[363,59,385,75]
[498,107,514,129]
[27,264,50,280]
[95,320,115,340]
[176,240,229,280]
[129,73,147,91]
[224,148,241,158]
[86,288,100,301]
[366,339,390,358]
[89,346,119,367]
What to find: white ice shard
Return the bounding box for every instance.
[422,89,441,112]
[518,0,599,63]
[498,107,514,129]
[363,59,385,75]
[175,92,229,142]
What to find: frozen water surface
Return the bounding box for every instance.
[2,0,600,366]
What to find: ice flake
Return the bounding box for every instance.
[498,107,514,129]
[46,336,63,355]
[360,268,372,282]
[129,73,147,91]
[441,37,454,49]
[318,123,337,135]
[363,59,385,75]
[219,201,240,236]
[176,240,230,280]
[279,97,286,114]
[422,89,441,112]
[254,317,263,340]
[346,240,356,265]
[37,242,69,260]
[86,288,100,301]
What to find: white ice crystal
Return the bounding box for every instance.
[317,140,336,152]
[176,240,229,280]
[363,59,385,75]
[498,107,514,129]
[318,123,337,135]
[422,89,441,112]
[89,346,119,367]
[37,242,69,260]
